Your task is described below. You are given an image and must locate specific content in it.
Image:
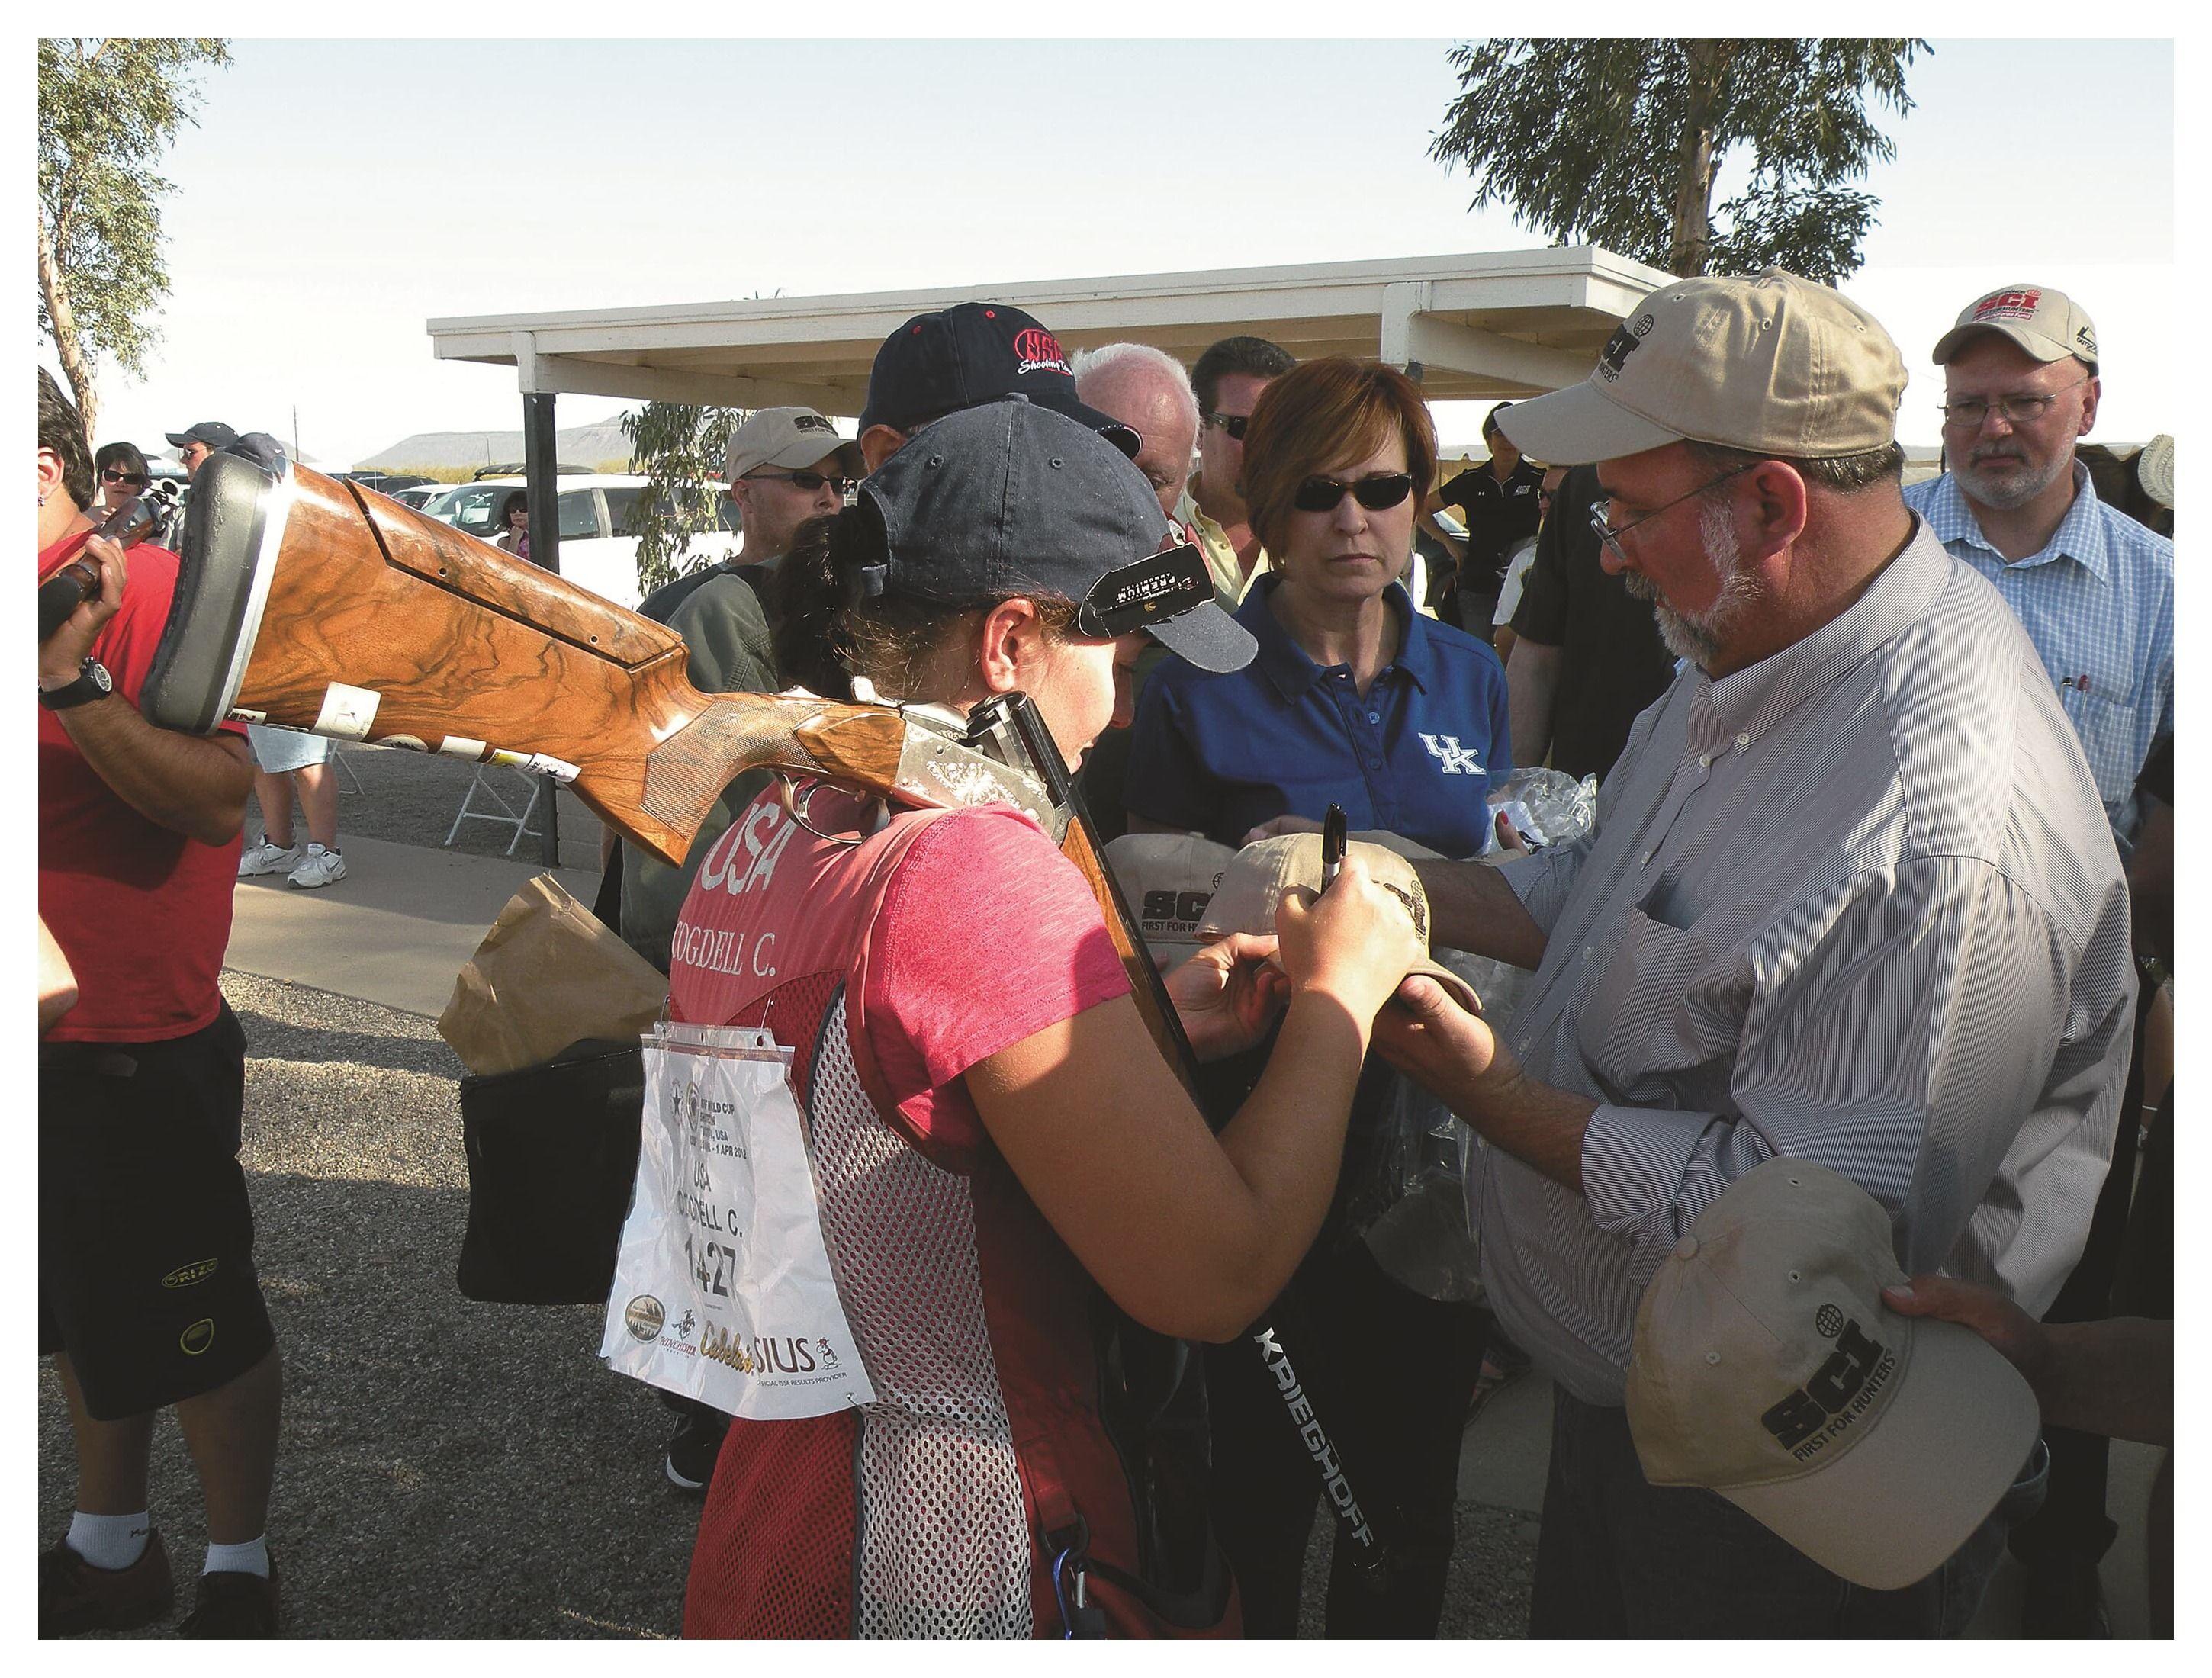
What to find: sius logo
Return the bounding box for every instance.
[1419,733,1484,776]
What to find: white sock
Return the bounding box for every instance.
[66,1509,150,1571]
[204,1535,271,1579]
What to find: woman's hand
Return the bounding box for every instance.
[1273,853,1426,1022]
[1240,812,1323,847]
[1165,932,1291,1062]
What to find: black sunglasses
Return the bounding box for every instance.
[101,468,150,486]
[1292,472,1414,514]
[743,469,857,495]
[1203,411,1252,442]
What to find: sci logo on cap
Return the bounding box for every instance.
[792,413,836,435]
[1013,327,1072,377]
[1596,312,1655,384]
[1973,290,2041,322]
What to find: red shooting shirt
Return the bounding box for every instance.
[38,529,246,1043]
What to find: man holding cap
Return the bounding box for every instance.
[1904,284,2172,853]
[855,301,1139,473]
[1371,268,2135,1635]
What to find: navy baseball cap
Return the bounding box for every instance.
[860,302,1140,459]
[857,397,1254,673]
[165,420,240,451]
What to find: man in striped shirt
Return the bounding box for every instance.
[1378,269,2135,1638]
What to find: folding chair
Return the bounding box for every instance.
[444,762,546,857]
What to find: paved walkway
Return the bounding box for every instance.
[218,831,2159,1638]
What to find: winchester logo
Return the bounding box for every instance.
[1419,733,1485,776]
[1012,327,1072,377]
[1759,1315,1899,1461]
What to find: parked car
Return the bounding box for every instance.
[342,471,433,496]
[420,474,742,610]
[390,483,448,510]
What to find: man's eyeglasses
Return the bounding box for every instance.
[1292,472,1415,514]
[1937,376,2090,431]
[1587,464,1757,564]
[743,470,857,496]
[101,468,149,487]
[1203,411,1252,442]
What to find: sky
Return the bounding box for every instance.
[49,34,2177,470]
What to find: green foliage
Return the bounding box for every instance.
[38,38,232,430]
[622,403,742,598]
[1430,39,1924,282]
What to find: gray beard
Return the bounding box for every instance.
[1622,505,1758,670]
[1955,447,2071,512]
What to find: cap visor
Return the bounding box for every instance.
[1147,600,1256,673]
[163,431,193,447]
[1031,387,1142,459]
[1931,322,2073,365]
[1718,1316,2040,1591]
[761,436,860,471]
[1494,383,1683,467]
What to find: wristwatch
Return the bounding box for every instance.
[39,657,114,711]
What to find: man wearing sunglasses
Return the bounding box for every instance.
[1902,288,2171,1638]
[1179,336,1295,607]
[1368,268,2134,1639]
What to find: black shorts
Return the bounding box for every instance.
[40,1003,276,1421]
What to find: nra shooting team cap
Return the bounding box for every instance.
[726,407,864,481]
[165,420,240,451]
[860,301,1140,458]
[1931,282,2099,367]
[1197,833,1484,1014]
[1625,1159,2039,1591]
[1496,268,1906,466]
[857,397,1255,673]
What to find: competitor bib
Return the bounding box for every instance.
[599,1022,876,1418]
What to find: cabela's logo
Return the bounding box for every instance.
[162,1258,220,1290]
[625,1295,667,1343]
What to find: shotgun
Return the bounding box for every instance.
[141,450,1398,1587]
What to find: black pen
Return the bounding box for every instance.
[1320,804,1347,892]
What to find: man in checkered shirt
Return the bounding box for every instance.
[1902,284,2172,857]
[1902,282,2173,1637]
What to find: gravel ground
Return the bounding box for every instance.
[41,781,1540,1639]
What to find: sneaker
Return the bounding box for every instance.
[177,1552,280,1639]
[40,1527,174,1637]
[285,844,346,889]
[665,1407,731,1492]
[237,837,303,878]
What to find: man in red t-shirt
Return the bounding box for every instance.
[36,372,283,1638]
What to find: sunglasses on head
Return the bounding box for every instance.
[101,468,150,486]
[744,469,857,495]
[1291,472,1414,514]
[1203,411,1252,442]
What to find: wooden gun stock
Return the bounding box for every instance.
[146,458,956,865]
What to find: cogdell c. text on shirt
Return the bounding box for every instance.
[1419,734,1485,776]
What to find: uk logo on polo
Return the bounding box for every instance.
[1419,734,1485,776]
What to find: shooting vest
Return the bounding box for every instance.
[671,786,1234,1639]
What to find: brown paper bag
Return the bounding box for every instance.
[437,874,667,1077]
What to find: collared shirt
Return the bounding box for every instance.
[1174,474,1268,607]
[1439,457,1548,588]
[1476,517,2134,1406]
[1125,574,1510,858]
[1904,461,2172,847]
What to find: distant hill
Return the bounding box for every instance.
[354,417,636,473]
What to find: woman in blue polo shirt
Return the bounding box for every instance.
[1125,360,1509,859]
[1124,358,1506,1638]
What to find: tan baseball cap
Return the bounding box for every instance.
[1625,1159,2038,1591]
[1196,833,1484,1014]
[1931,283,2098,367]
[1496,268,1906,467]
[1102,833,1238,967]
[726,407,864,480]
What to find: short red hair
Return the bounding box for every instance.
[1240,358,1438,557]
